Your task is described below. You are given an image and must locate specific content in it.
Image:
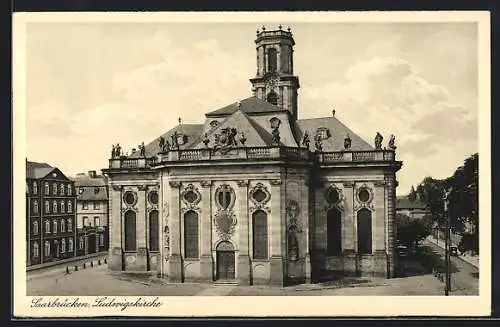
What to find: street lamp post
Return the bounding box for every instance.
[444,187,452,296]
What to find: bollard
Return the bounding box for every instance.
[98,259,101,265]
[66,266,70,274]
[75,265,78,271]
[83,263,86,269]
[91,261,94,267]
[104,258,107,264]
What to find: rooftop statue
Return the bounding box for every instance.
[203,133,210,147]
[271,125,281,145]
[115,143,121,157]
[374,132,383,150]
[139,142,146,157]
[314,134,323,152]
[344,134,352,150]
[239,131,247,146]
[111,144,116,158]
[388,134,397,150]
[302,132,310,150]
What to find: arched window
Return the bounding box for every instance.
[52,183,57,195]
[44,201,50,213]
[184,210,199,259]
[149,210,159,251]
[83,216,89,227]
[53,220,58,234]
[60,184,65,195]
[45,220,50,234]
[100,234,104,246]
[79,236,84,250]
[33,242,39,257]
[67,218,72,231]
[357,208,372,254]
[67,184,72,196]
[327,208,342,255]
[68,238,73,252]
[44,241,50,257]
[94,217,100,227]
[124,210,136,251]
[61,238,66,253]
[60,200,65,213]
[252,210,268,260]
[33,200,39,214]
[33,182,37,194]
[267,48,277,72]
[67,201,72,213]
[44,182,49,195]
[266,91,278,105]
[61,219,66,233]
[53,201,58,213]
[33,221,39,235]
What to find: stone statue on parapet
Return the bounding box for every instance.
[374,132,383,150]
[314,134,323,152]
[301,132,310,150]
[229,128,238,146]
[139,142,146,157]
[171,131,179,150]
[203,133,210,147]
[111,144,116,158]
[271,125,281,145]
[388,134,397,150]
[115,143,121,157]
[239,132,247,146]
[344,134,352,150]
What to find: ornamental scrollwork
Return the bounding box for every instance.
[249,182,271,212]
[286,199,301,262]
[323,183,346,212]
[353,183,375,211]
[180,183,201,213]
[213,210,237,241]
[214,184,236,211]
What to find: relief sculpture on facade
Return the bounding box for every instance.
[286,199,302,261]
[163,201,169,261]
[214,184,237,241]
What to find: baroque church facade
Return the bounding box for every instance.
[103,26,402,286]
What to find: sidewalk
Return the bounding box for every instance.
[427,236,479,268]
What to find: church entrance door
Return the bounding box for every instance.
[216,241,235,281]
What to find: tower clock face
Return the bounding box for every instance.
[267,74,280,90]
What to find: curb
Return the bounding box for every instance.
[427,238,478,269]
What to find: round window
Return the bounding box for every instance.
[148,191,159,205]
[326,188,340,204]
[183,190,197,204]
[358,188,370,203]
[252,189,267,203]
[123,191,137,206]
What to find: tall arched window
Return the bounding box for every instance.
[45,220,50,234]
[44,182,49,195]
[149,210,159,252]
[267,48,277,72]
[61,219,66,233]
[33,242,39,257]
[53,220,58,234]
[61,238,66,253]
[33,182,37,194]
[68,238,73,252]
[184,210,199,259]
[44,241,50,257]
[67,218,72,231]
[266,91,278,105]
[53,201,58,213]
[67,201,72,213]
[327,208,342,255]
[252,210,268,260]
[357,208,372,254]
[44,201,50,213]
[124,210,136,251]
[60,200,65,213]
[33,221,39,235]
[33,200,39,214]
[79,236,84,250]
[52,183,57,195]
[67,184,72,196]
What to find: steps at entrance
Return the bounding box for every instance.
[214,280,238,286]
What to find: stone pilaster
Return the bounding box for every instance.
[386,175,396,278]
[342,181,355,251]
[168,181,183,282]
[108,184,122,271]
[236,180,251,285]
[374,180,386,251]
[269,179,284,286]
[200,180,213,282]
[301,180,311,283]
[136,184,148,271]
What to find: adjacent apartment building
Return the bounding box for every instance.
[26,160,77,266]
[395,196,429,219]
[73,170,109,256]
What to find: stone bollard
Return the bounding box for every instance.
[104,258,107,264]
[83,263,86,269]
[98,259,101,265]
[75,265,78,271]
[91,261,94,268]
[66,266,70,274]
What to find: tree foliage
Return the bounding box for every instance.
[396,213,432,247]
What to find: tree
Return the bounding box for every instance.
[408,185,417,202]
[415,177,447,227]
[396,213,432,248]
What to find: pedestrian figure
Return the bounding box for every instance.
[83,263,86,269]
[91,261,94,267]
[75,265,78,271]
[65,266,70,275]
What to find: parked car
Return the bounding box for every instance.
[397,245,408,257]
[450,246,458,256]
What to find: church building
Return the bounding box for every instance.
[103,26,402,286]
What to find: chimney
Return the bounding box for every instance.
[88,170,97,178]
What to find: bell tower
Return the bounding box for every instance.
[250,25,300,121]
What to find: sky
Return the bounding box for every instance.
[24,21,479,195]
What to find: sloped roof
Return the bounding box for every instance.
[76,186,108,201]
[205,96,289,117]
[296,116,373,152]
[396,196,427,210]
[73,175,107,187]
[26,161,54,179]
[128,123,204,158]
[193,109,272,149]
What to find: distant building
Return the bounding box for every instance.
[26,160,76,266]
[73,170,109,256]
[396,196,428,219]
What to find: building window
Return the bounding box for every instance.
[67,218,72,232]
[60,200,65,213]
[67,184,72,196]
[357,208,372,254]
[357,187,372,203]
[184,210,199,259]
[61,238,66,253]
[79,237,84,250]
[209,120,220,129]
[83,216,89,227]
[53,201,57,213]
[82,202,88,210]
[44,241,50,257]
[149,210,159,251]
[316,127,331,140]
[52,183,57,195]
[94,217,100,227]
[267,48,277,72]
[33,182,37,195]
[61,219,66,232]
[33,221,39,235]
[124,210,136,251]
[44,201,50,214]
[44,182,49,195]
[100,234,104,246]
[266,91,278,105]
[53,220,58,234]
[33,242,39,257]
[60,184,65,195]
[33,200,39,214]
[68,238,73,252]
[252,210,268,260]
[93,202,100,210]
[123,191,137,206]
[79,187,84,195]
[68,201,73,213]
[148,191,159,205]
[45,220,50,234]
[327,208,342,256]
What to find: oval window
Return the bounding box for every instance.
[252,189,267,203]
[123,191,136,205]
[326,188,340,204]
[184,190,197,204]
[358,188,370,203]
[148,191,159,205]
